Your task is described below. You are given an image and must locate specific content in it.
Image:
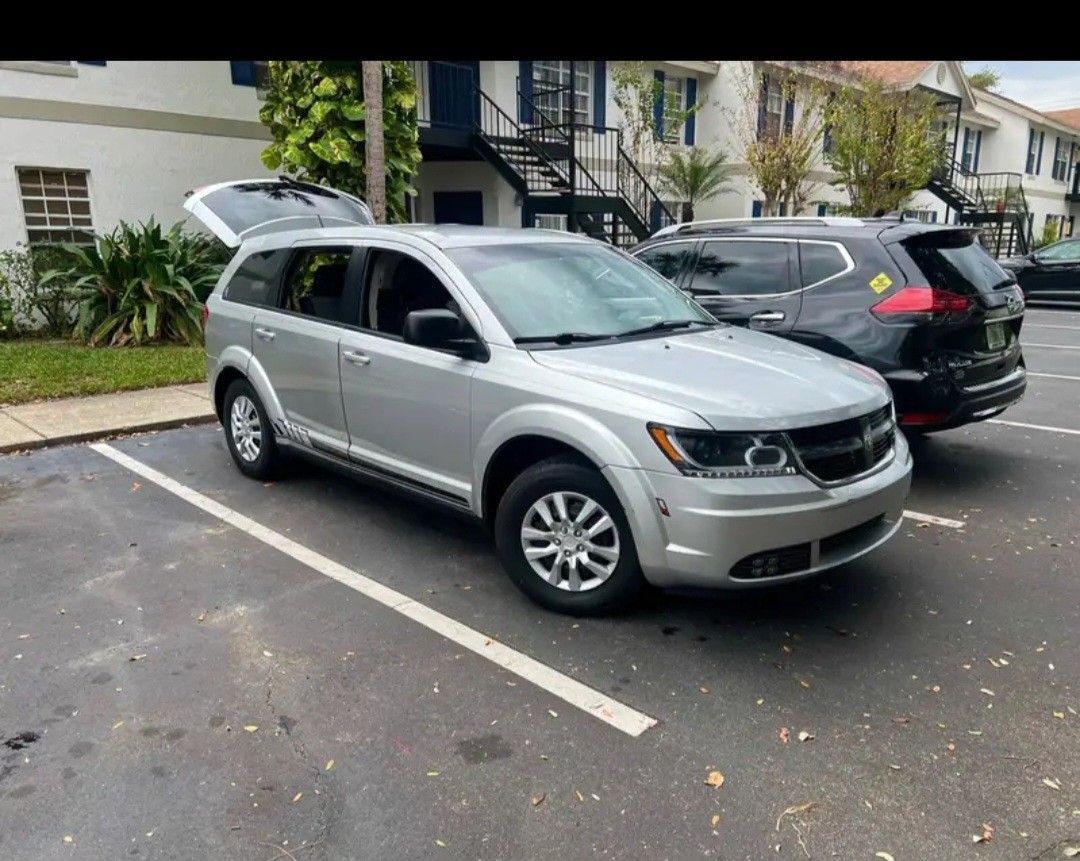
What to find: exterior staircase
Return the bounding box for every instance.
[924,157,1033,259]
[412,61,674,247]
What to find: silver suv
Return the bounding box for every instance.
[193,179,912,615]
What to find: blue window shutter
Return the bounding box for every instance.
[649,200,662,233]
[757,76,768,138]
[653,70,665,140]
[816,203,827,217]
[973,130,982,172]
[931,211,938,223]
[684,77,697,145]
[783,93,794,135]
[519,61,533,124]
[593,60,606,131]
[230,61,257,87]
[1026,129,1035,173]
[752,200,763,218]
[78,60,106,67]
[961,127,971,171]
[778,202,787,217]
[1036,131,1045,174]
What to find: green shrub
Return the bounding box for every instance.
[0,243,77,338]
[51,219,225,346]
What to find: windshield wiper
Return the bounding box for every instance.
[616,319,714,338]
[514,332,614,346]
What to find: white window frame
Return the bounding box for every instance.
[16,167,95,245]
[1052,138,1068,182]
[532,61,592,127]
[662,76,687,144]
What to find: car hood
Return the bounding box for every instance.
[529,327,891,431]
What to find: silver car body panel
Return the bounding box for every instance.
[201,218,912,590]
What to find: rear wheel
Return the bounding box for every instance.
[494,456,647,615]
[223,378,278,480]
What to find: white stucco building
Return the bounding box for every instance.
[2,59,1076,257]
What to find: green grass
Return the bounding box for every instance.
[0,339,206,406]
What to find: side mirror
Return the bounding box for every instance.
[403,309,487,360]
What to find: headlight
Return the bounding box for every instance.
[648,423,797,478]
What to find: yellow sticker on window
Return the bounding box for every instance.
[869,273,893,294]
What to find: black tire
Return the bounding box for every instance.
[222,378,278,480]
[494,456,648,615]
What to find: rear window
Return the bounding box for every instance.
[902,232,1013,294]
[224,249,289,306]
[201,182,373,235]
[799,242,850,287]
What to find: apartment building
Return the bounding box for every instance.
[2,60,1076,258]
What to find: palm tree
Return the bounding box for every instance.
[658,147,734,222]
[362,61,386,224]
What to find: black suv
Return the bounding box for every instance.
[631,217,1026,432]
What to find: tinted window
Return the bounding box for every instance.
[446,242,711,341]
[280,247,355,323]
[1039,240,1080,261]
[903,232,1012,294]
[799,242,849,286]
[363,250,458,338]
[201,182,373,236]
[690,241,792,296]
[224,249,289,306]
[636,243,693,283]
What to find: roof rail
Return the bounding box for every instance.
[652,216,867,237]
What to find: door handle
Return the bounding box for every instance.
[342,350,371,367]
[750,311,786,326]
[254,327,276,341]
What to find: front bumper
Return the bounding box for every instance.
[605,433,912,589]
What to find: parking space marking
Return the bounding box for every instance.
[89,443,658,738]
[1021,342,1080,350]
[987,419,1080,437]
[1024,323,1080,332]
[1028,372,1080,382]
[902,510,965,529]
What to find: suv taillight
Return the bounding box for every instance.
[871,285,973,320]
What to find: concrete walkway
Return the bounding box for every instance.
[0,383,215,453]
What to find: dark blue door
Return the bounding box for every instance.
[433,191,483,225]
[429,61,479,128]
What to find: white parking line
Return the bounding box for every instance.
[987,419,1080,437]
[1028,372,1080,382]
[1022,342,1080,350]
[1024,323,1080,332]
[902,510,965,529]
[89,443,657,738]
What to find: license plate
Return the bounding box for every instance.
[985,322,1006,352]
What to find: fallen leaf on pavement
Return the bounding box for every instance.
[129,654,147,662]
[699,686,709,694]
[779,727,791,744]
[131,482,141,492]
[1054,711,1065,720]
[531,793,545,807]
[575,790,584,802]
[1063,847,1079,857]
[325,759,335,771]
[111,720,124,730]
[798,730,814,742]
[705,770,725,788]
[874,853,895,861]
[243,725,258,733]
[426,771,440,777]
[547,709,558,718]
[63,836,74,844]
[711,814,721,827]
[980,688,995,697]
[892,716,911,724]
[292,792,302,803]
[435,839,446,847]
[262,650,273,658]
[971,822,993,844]
[799,679,811,689]
[1043,777,1061,791]
[775,801,816,831]
[196,612,207,623]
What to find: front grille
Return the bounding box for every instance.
[730,543,812,580]
[787,406,894,484]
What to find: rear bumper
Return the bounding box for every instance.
[605,433,912,589]
[887,363,1026,431]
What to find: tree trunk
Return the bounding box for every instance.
[362,60,386,224]
[681,201,694,223]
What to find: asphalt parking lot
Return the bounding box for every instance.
[1,306,1077,860]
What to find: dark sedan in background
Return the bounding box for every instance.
[1002,238,1080,304]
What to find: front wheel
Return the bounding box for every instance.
[494,456,648,615]
[222,378,278,480]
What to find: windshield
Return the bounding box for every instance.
[446,242,714,343]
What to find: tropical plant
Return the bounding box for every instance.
[1035,219,1061,249]
[824,77,945,216]
[965,66,1001,92]
[658,148,734,221]
[0,243,77,337]
[49,219,225,347]
[259,60,422,223]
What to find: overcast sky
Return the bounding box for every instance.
[963,61,1080,111]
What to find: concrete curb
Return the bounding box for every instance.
[0,412,217,455]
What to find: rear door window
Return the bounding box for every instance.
[223,249,290,306]
[798,241,851,287]
[279,247,358,325]
[902,232,1013,294]
[635,242,694,284]
[689,240,794,296]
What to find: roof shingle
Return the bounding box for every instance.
[1045,108,1080,130]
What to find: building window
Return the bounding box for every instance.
[1052,138,1068,181]
[1026,129,1038,174]
[662,76,687,144]
[903,209,938,224]
[533,214,569,231]
[961,128,976,172]
[758,76,784,139]
[532,61,592,126]
[17,168,93,245]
